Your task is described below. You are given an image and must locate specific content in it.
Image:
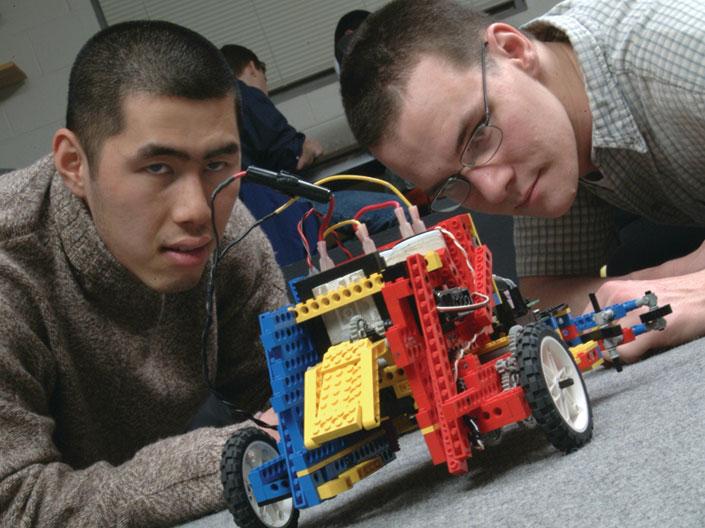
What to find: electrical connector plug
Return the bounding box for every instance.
[394,206,414,238]
[317,240,335,271]
[409,205,426,234]
[355,223,377,254]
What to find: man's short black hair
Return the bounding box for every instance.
[220,44,266,78]
[340,0,491,149]
[67,20,235,169]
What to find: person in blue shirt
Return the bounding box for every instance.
[221,44,403,268]
[220,44,322,267]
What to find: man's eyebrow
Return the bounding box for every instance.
[135,144,190,161]
[204,143,239,159]
[134,142,240,161]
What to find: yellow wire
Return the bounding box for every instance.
[274,196,299,214]
[315,174,412,208]
[321,219,361,240]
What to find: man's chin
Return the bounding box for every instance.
[144,272,204,294]
[536,184,578,219]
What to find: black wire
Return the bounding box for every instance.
[200,176,278,431]
[209,176,235,252]
[219,211,276,260]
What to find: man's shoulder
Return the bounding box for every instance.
[0,154,55,244]
[237,80,279,117]
[237,79,270,101]
[527,0,705,58]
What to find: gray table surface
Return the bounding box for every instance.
[183,337,705,528]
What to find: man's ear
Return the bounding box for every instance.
[485,22,539,77]
[53,128,90,199]
[236,61,254,85]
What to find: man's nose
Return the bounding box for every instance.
[459,164,514,206]
[172,173,211,228]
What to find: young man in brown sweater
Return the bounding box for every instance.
[0,20,286,526]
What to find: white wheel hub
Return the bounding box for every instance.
[539,335,589,433]
[242,440,294,528]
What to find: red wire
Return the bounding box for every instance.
[331,232,354,259]
[317,194,336,241]
[232,170,247,180]
[298,208,326,270]
[353,200,400,221]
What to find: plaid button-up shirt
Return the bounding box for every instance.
[514,0,705,276]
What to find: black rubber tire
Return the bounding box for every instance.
[221,427,299,528]
[516,323,593,453]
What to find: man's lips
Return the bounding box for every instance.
[515,172,541,209]
[161,237,212,267]
[163,236,211,253]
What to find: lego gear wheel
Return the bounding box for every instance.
[221,427,299,528]
[516,323,593,452]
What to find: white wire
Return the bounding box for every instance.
[436,292,491,312]
[434,226,475,279]
[452,332,481,382]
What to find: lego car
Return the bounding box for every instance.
[220,212,670,528]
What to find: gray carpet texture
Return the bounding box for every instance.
[183,337,705,528]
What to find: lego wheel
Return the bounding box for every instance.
[221,427,299,528]
[516,323,593,452]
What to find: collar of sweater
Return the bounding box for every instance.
[51,173,169,326]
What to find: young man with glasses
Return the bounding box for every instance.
[340,0,705,363]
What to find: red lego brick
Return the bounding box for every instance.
[474,388,532,432]
[406,252,470,475]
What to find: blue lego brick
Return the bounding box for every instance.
[275,409,307,508]
[631,323,648,336]
[249,453,287,484]
[259,306,300,350]
[554,313,572,327]
[259,308,320,416]
[348,434,395,464]
[288,275,306,303]
[273,405,322,509]
[290,437,349,473]
[572,298,642,331]
[249,473,292,505]
[303,441,398,501]
[541,315,560,330]
[270,348,318,382]
[271,386,305,414]
[312,433,397,485]
[268,344,317,414]
[291,470,323,508]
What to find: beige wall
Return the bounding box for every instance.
[0,0,100,169]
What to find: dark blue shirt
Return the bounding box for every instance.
[237,80,319,267]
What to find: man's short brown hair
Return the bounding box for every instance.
[340,0,492,149]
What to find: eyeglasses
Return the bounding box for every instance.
[430,43,503,213]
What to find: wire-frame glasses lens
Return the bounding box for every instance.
[431,176,471,212]
[460,124,503,168]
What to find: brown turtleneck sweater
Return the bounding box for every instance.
[0,155,288,526]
